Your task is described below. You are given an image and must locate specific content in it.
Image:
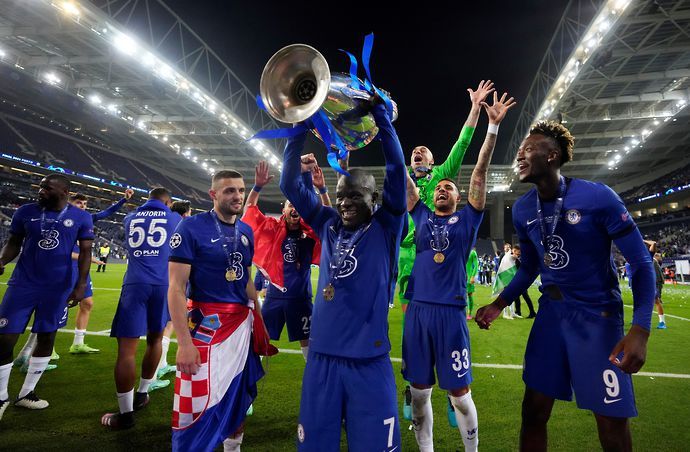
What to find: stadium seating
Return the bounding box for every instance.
[621,163,690,204]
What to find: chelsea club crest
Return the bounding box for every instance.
[565,209,581,225]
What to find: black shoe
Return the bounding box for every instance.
[101,411,135,430]
[527,313,536,319]
[133,391,149,411]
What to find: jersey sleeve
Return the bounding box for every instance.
[9,206,27,236]
[500,205,540,302]
[409,199,431,229]
[169,218,195,264]
[372,104,407,231]
[92,198,126,222]
[434,125,474,180]
[279,131,338,233]
[460,203,484,240]
[77,211,95,241]
[596,184,636,239]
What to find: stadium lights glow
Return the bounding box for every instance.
[492,184,510,192]
[113,33,138,56]
[48,0,285,170]
[61,1,80,16]
[43,72,60,85]
[533,0,633,123]
[89,94,101,105]
[0,49,5,58]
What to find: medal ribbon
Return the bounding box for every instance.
[427,213,449,252]
[327,224,369,286]
[40,204,70,236]
[536,177,567,261]
[210,210,240,275]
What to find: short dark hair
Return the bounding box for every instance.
[529,121,575,166]
[171,200,191,216]
[70,193,88,202]
[45,173,70,190]
[504,242,512,247]
[512,244,521,251]
[212,170,243,186]
[149,187,170,200]
[437,178,459,191]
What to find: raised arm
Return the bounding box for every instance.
[435,80,495,179]
[245,160,274,210]
[467,91,516,211]
[371,104,406,216]
[279,131,324,224]
[311,165,332,207]
[92,188,133,222]
[406,170,420,212]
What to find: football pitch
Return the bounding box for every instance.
[1,263,690,451]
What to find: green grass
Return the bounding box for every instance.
[1,263,690,451]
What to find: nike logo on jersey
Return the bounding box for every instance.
[457,370,469,378]
[604,397,622,404]
[211,238,220,243]
[527,218,538,225]
[386,447,399,452]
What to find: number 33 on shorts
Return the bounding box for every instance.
[452,348,470,376]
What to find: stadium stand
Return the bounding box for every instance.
[621,163,690,204]
[0,99,211,207]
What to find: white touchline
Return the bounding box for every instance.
[623,304,690,322]
[41,328,690,379]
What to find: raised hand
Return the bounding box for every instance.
[481,91,517,125]
[300,153,317,173]
[468,80,495,106]
[254,160,274,188]
[124,188,134,200]
[312,165,326,189]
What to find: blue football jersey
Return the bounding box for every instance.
[8,203,94,288]
[511,178,635,305]
[265,230,315,300]
[306,207,404,359]
[169,212,254,304]
[406,201,483,307]
[123,199,181,286]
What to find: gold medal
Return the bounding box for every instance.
[323,283,335,301]
[226,269,237,282]
[433,252,445,264]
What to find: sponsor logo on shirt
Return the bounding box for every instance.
[241,235,249,247]
[297,424,305,443]
[0,318,8,328]
[63,219,74,227]
[38,230,60,250]
[133,249,160,257]
[448,215,459,224]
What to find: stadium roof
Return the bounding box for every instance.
[506,0,690,199]
[0,0,287,203]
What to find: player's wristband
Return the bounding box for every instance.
[318,186,328,195]
[252,185,263,193]
[488,123,499,135]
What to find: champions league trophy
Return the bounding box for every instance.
[253,34,397,174]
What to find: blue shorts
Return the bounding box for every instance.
[523,299,637,418]
[402,300,472,390]
[0,285,71,334]
[261,296,312,342]
[110,284,169,338]
[57,276,95,329]
[297,352,400,452]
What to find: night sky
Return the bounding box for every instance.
[164,0,569,168]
